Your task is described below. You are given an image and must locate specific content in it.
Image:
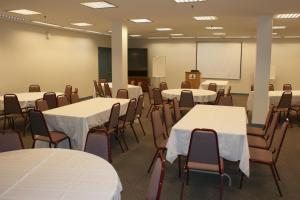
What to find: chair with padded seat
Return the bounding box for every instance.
[29,109,71,148]
[282,84,292,91]
[159,82,168,91]
[116,89,129,99]
[104,82,112,97]
[71,92,80,103]
[64,85,72,103]
[43,92,57,109]
[226,86,231,95]
[180,128,224,200]
[130,80,135,85]
[94,80,104,97]
[162,103,174,136]
[146,85,155,118]
[29,84,41,92]
[179,90,194,111]
[218,95,233,106]
[208,83,217,92]
[135,94,146,136]
[35,98,49,111]
[0,129,24,152]
[269,84,274,91]
[173,97,182,122]
[181,81,191,89]
[213,89,225,105]
[57,95,69,107]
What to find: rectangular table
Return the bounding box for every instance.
[200,80,229,92]
[38,97,129,150]
[247,90,300,111]
[166,104,250,176]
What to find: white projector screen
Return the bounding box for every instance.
[196,42,242,79]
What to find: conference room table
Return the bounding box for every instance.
[247,90,300,111]
[36,97,129,150]
[166,104,250,177]
[94,83,143,99]
[0,92,63,110]
[161,89,216,103]
[0,149,122,200]
[200,80,229,93]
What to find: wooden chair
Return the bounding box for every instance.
[0,129,24,152]
[35,98,49,111]
[29,84,41,92]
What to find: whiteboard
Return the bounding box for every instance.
[196,42,242,79]
[152,56,166,77]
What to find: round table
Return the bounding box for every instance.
[161,89,217,103]
[0,92,63,110]
[0,149,122,200]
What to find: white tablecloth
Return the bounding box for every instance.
[161,89,216,103]
[246,90,300,111]
[38,97,129,150]
[0,149,122,200]
[166,105,250,176]
[0,92,63,110]
[200,80,229,93]
[93,83,143,99]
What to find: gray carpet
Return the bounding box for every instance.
[5,94,300,200]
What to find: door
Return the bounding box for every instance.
[98,47,112,82]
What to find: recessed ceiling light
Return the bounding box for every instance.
[129,19,152,23]
[107,30,112,33]
[129,34,141,37]
[274,13,300,19]
[170,33,184,36]
[205,26,223,30]
[194,16,217,21]
[148,37,169,39]
[272,32,278,35]
[171,36,195,39]
[9,9,41,15]
[213,32,226,36]
[225,36,253,39]
[174,0,206,3]
[32,21,60,28]
[71,22,92,27]
[80,1,116,9]
[156,28,172,31]
[272,26,287,29]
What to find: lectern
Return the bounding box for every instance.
[185,70,201,89]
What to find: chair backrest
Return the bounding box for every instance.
[181,81,191,89]
[4,94,23,115]
[262,105,275,130]
[135,94,144,117]
[116,89,129,99]
[104,82,112,97]
[283,83,292,91]
[0,129,24,152]
[137,81,142,87]
[218,95,233,106]
[269,84,274,91]
[43,92,57,109]
[163,104,173,135]
[123,98,137,123]
[265,111,280,148]
[28,109,50,139]
[277,91,292,109]
[226,86,231,95]
[214,89,225,105]
[148,85,154,102]
[71,92,80,103]
[153,88,163,105]
[173,97,182,122]
[35,98,49,111]
[208,83,217,92]
[272,119,289,163]
[84,129,111,162]
[64,85,72,103]
[57,95,69,107]
[29,84,41,92]
[179,90,194,108]
[97,81,105,97]
[130,80,135,85]
[99,79,107,83]
[108,103,120,130]
[94,80,102,97]
[159,82,168,91]
[146,152,165,200]
[151,110,167,148]
[187,128,222,173]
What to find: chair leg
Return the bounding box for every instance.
[146,104,153,118]
[147,149,159,173]
[49,142,52,148]
[120,128,129,151]
[32,140,36,148]
[3,116,7,130]
[130,124,139,143]
[115,130,125,152]
[239,171,245,189]
[178,155,182,177]
[273,163,281,181]
[138,118,146,136]
[23,117,27,136]
[180,170,186,200]
[220,174,224,200]
[270,164,283,197]
[186,169,190,185]
[67,138,72,149]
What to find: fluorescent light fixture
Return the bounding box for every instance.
[197,36,219,39]
[129,34,141,37]
[129,18,152,23]
[272,26,286,29]
[32,21,60,28]
[284,36,300,39]
[107,30,112,33]
[213,32,226,36]
[63,26,84,31]
[9,9,40,15]
[71,22,92,26]
[205,26,223,30]
[170,33,184,36]
[272,32,278,35]
[194,16,217,20]
[174,0,206,3]
[0,13,26,21]
[80,1,116,8]
[156,28,172,31]
[274,13,300,19]
[171,36,195,39]
[225,36,252,39]
[148,37,169,39]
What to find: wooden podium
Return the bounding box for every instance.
[185,71,201,89]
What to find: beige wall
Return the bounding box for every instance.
[0,20,110,97]
[129,39,300,94]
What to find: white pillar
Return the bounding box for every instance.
[111,21,128,97]
[252,16,273,124]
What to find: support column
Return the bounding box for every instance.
[111,21,128,97]
[252,16,273,124]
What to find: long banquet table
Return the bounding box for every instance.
[37,97,129,150]
[0,149,122,200]
[166,104,250,176]
[161,89,216,103]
